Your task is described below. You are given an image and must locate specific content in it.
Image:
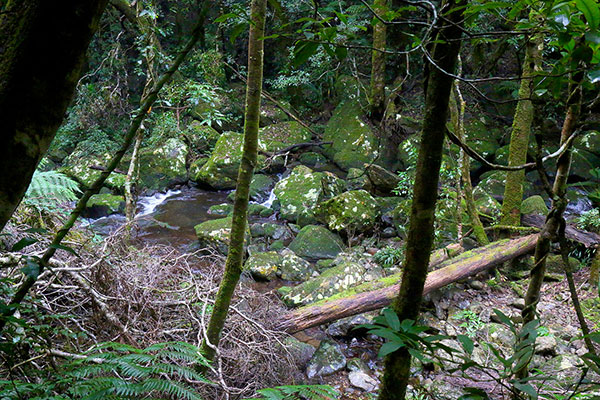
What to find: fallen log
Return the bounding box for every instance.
[522,213,600,248]
[278,234,539,333]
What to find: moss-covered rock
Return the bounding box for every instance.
[192,131,245,189]
[288,225,346,261]
[208,203,233,217]
[323,100,378,171]
[247,203,274,217]
[473,186,502,219]
[545,254,582,274]
[278,249,314,281]
[60,150,126,193]
[259,121,312,152]
[282,261,366,306]
[315,190,381,233]
[259,102,290,126]
[244,251,282,280]
[274,165,346,223]
[248,174,275,202]
[299,152,328,168]
[83,194,125,218]
[184,121,220,155]
[137,138,189,191]
[306,340,347,379]
[346,168,370,191]
[194,216,249,254]
[521,195,549,216]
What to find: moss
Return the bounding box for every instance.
[259,121,312,152]
[521,195,549,216]
[323,100,378,171]
[247,203,274,217]
[315,190,381,233]
[208,203,233,216]
[194,216,249,254]
[137,138,189,191]
[299,152,327,168]
[84,193,125,217]
[185,121,220,155]
[288,225,346,261]
[244,251,282,280]
[193,132,244,189]
[273,165,345,223]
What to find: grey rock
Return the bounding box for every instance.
[348,371,378,392]
[306,341,347,379]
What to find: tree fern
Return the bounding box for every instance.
[243,385,340,400]
[23,170,81,212]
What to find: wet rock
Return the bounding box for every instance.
[365,164,400,194]
[278,249,314,281]
[288,225,346,261]
[249,174,275,202]
[346,168,370,191]
[315,190,381,234]
[381,227,396,238]
[193,132,250,189]
[274,165,346,224]
[247,203,274,217]
[184,121,220,155]
[299,152,328,168]
[137,138,189,191]
[521,195,549,216]
[84,194,125,218]
[511,298,526,310]
[306,340,347,379]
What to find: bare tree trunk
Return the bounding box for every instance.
[125,128,144,222]
[200,0,267,362]
[500,34,543,226]
[0,0,108,231]
[378,1,464,398]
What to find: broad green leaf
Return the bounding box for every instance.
[575,0,600,30]
[457,335,474,355]
[383,308,400,331]
[512,381,538,399]
[292,41,319,67]
[229,23,247,44]
[11,237,37,252]
[21,257,40,279]
[50,243,80,257]
[379,341,403,357]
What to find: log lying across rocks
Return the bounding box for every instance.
[279,234,540,333]
[522,213,600,248]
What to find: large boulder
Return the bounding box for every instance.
[282,261,366,306]
[60,150,126,193]
[194,217,249,254]
[136,138,189,191]
[274,165,346,224]
[278,249,314,281]
[83,194,125,218]
[521,195,549,216]
[260,121,312,152]
[288,225,346,261]
[192,131,247,189]
[323,100,379,171]
[315,190,381,233]
[184,121,220,156]
[244,251,282,280]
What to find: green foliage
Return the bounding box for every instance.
[0,342,210,400]
[451,310,485,338]
[23,170,81,213]
[373,246,404,267]
[577,208,600,233]
[242,385,339,400]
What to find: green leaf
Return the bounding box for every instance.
[215,13,238,23]
[379,341,403,357]
[512,381,538,399]
[457,335,474,355]
[24,227,48,234]
[230,23,247,44]
[383,308,400,331]
[586,31,600,44]
[588,68,600,83]
[575,0,600,30]
[292,41,319,67]
[11,237,37,252]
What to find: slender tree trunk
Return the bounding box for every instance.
[590,247,600,288]
[0,14,205,335]
[125,128,144,222]
[370,0,388,121]
[200,0,267,362]
[377,1,464,398]
[449,64,489,246]
[0,0,108,231]
[500,35,543,226]
[516,72,583,380]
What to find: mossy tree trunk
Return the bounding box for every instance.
[516,71,583,380]
[200,0,267,362]
[377,1,464,398]
[500,34,543,226]
[0,0,108,231]
[370,0,388,122]
[449,65,489,246]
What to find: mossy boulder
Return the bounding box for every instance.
[521,195,549,216]
[545,254,582,274]
[184,121,220,155]
[259,102,290,126]
[247,204,274,217]
[323,100,379,171]
[83,194,125,218]
[60,150,126,193]
[570,148,600,180]
[192,131,245,189]
[274,165,346,224]
[137,138,189,191]
[473,186,502,219]
[306,340,347,379]
[249,174,275,202]
[288,225,346,261]
[477,171,533,202]
[194,217,249,254]
[208,203,233,217]
[282,261,366,306]
[346,168,370,191]
[259,121,312,152]
[315,190,381,233]
[244,251,282,280]
[299,152,328,168]
[278,249,314,281]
